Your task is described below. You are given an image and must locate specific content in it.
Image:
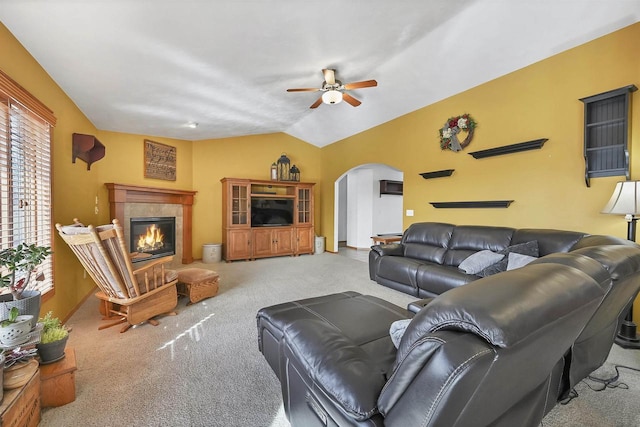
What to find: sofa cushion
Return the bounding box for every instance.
[377,256,423,290]
[512,229,584,255]
[444,226,514,266]
[506,253,537,270]
[529,252,611,292]
[401,222,453,263]
[416,263,477,296]
[572,245,640,282]
[389,319,411,348]
[478,240,539,277]
[458,250,505,274]
[403,243,447,264]
[402,222,454,246]
[283,319,387,421]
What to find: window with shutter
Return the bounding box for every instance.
[0,69,55,298]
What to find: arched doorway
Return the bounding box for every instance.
[333,163,403,253]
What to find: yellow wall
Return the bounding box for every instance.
[191,133,322,257]
[0,23,101,320]
[320,22,640,316]
[2,20,640,322]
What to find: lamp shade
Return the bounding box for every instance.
[602,181,640,215]
[322,90,343,105]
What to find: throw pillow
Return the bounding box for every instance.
[458,250,505,274]
[477,240,539,277]
[506,252,537,270]
[389,319,412,348]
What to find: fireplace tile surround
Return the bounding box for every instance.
[105,183,197,265]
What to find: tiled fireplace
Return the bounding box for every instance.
[105,183,197,266]
[129,216,176,262]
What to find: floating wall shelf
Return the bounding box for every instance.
[420,169,455,179]
[468,138,548,159]
[430,200,514,209]
[72,133,106,170]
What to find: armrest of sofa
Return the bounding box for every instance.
[371,243,404,257]
[283,318,387,421]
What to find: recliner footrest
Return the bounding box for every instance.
[256,291,410,380]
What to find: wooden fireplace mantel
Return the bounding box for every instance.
[105,183,197,264]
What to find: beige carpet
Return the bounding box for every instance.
[41,253,640,426]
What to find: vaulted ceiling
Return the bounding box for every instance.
[1,1,639,147]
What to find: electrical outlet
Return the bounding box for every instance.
[406,209,414,217]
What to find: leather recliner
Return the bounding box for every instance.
[531,245,640,398]
[259,262,606,426]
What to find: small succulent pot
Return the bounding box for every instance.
[0,314,34,346]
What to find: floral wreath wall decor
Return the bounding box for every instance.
[439,114,477,152]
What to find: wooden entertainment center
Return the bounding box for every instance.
[221,178,315,261]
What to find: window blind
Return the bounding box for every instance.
[0,70,55,297]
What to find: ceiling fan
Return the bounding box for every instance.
[287,69,377,109]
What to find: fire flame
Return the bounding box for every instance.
[136,224,165,252]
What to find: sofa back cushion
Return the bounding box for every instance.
[402,222,454,263]
[572,244,640,282]
[571,234,638,251]
[512,229,585,255]
[444,225,514,266]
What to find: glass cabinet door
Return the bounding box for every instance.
[231,184,249,225]
[298,187,311,224]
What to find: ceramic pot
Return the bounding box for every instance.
[36,334,68,364]
[0,290,41,330]
[0,314,34,346]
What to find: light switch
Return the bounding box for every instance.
[406,209,414,217]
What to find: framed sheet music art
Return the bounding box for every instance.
[144,139,176,181]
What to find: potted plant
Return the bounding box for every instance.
[36,311,69,364]
[0,243,52,329]
[0,307,33,347]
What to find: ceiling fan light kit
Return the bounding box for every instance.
[287,68,377,109]
[322,90,343,104]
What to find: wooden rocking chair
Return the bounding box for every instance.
[56,218,178,333]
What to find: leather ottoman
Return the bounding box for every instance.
[256,291,411,381]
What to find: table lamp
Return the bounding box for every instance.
[602,180,640,348]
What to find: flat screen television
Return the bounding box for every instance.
[251,197,294,226]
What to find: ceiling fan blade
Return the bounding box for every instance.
[287,88,321,92]
[343,79,378,90]
[310,97,323,109]
[342,93,362,107]
[322,69,336,85]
